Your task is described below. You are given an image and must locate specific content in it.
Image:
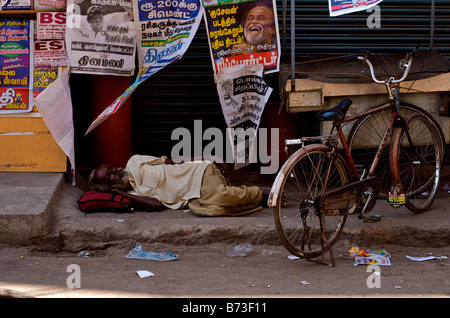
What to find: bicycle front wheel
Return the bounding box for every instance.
[273,144,350,259]
[390,114,444,213]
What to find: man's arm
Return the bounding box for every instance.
[110,188,163,212]
[164,156,230,179]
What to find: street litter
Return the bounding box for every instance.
[348,247,391,266]
[125,243,178,261]
[261,249,282,255]
[77,251,92,258]
[406,255,442,262]
[300,281,309,285]
[288,255,301,260]
[354,255,391,266]
[224,242,253,257]
[136,270,155,278]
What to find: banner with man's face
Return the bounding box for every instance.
[66,0,136,76]
[202,0,280,74]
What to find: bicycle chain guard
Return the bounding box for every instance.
[317,176,381,216]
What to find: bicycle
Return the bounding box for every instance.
[268,46,445,266]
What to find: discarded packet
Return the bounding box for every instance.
[354,256,391,266]
[352,248,391,266]
[224,242,253,257]
[348,246,369,257]
[406,255,441,262]
[136,270,155,278]
[125,243,178,261]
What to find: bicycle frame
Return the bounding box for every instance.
[332,101,399,182]
[268,46,441,266]
[269,47,420,209]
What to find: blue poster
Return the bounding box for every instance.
[135,0,203,68]
[329,0,383,17]
[0,19,33,113]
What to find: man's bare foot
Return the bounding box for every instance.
[259,187,271,207]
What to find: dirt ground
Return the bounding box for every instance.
[0,241,449,299]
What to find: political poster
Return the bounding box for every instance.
[215,64,272,169]
[34,67,76,185]
[0,19,34,114]
[0,0,31,10]
[84,65,160,135]
[329,0,383,17]
[134,0,203,68]
[66,0,136,76]
[202,0,280,74]
[35,40,69,67]
[37,12,66,40]
[31,67,58,112]
[85,0,204,135]
[36,0,66,9]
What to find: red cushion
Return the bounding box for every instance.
[77,191,133,213]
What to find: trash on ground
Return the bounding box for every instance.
[363,215,381,223]
[354,255,391,266]
[406,255,442,262]
[348,246,369,257]
[262,249,282,255]
[288,255,301,260]
[125,243,178,261]
[136,270,155,278]
[225,242,253,257]
[300,281,309,285]
[349,247,391,266]
[77,251,92,258]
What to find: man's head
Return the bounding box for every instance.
[89,166,131,192]
[243,6,276,46]
[86,5,104,33]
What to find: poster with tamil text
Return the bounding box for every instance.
[0,19,34,114]
[328,0,383,17]
[134,0,203,68]
[66,0,136,76]
[202,0,280,74]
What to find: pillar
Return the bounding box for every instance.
[91,75,133,168]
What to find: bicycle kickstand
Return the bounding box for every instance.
[316,214,336,267]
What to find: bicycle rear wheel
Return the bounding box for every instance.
[390,114,444,213]
[273,144,350,259]
[347,103,445,198]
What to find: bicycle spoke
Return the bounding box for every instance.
[391,114,443,213]
[274,146,349,259]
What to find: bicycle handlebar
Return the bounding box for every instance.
[344,45,420,85]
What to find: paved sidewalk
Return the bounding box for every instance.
[1,169,449,252]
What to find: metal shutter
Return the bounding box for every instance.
[131,0,449,156]
[285,0,450,58]
[132,22,226,157]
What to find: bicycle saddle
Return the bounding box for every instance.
[317,99,353,121]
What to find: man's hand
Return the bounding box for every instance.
[110,188,163,212]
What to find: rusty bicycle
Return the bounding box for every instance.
[267,46,445,266]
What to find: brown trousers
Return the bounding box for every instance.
[188,164,263,217]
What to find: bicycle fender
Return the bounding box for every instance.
[268,144,333,208]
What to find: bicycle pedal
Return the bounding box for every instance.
[363,215,381,223]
